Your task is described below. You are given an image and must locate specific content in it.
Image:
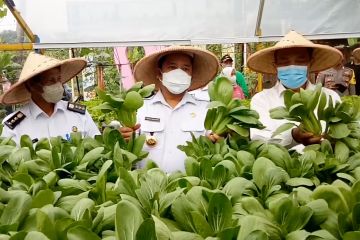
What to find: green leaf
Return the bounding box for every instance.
[226,124,249,138]
[306,230,337,239]
[208,193,232,233]
[152,215,174,240]
[20,135,35,158]
[306,199,329,226]
[123,91,144,110]
[269,106,290,119]
[95,160,113,203]
[138,84,155,98]
[190,211,214,238]
[271,197,313,233]
[31,189,55,208]
[343,231,360,240]
[0,192,32,226]
[115,200,143,240]
[159,189,184,215]
[210,77,233,105]
[246,230,269,240]
[312,185,349,213]
[334,141,350,163]
[172,231,203,240]
[286,230,310,240]
[286,178,314,187]
[24,231,50,240]
[283,90,295,109]
[67,225,101,240]
[79,147,104,165]
[237,215,281,240]
[328,123,351,139]
[56,192,89,213]
[0,145,16,165]
[352,203,360,230]
[70,198,95,221]
[271,123,295,137]
[135,218,157,240]
[172,195,197,232]
[289,103,307,116]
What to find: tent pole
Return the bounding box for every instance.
[255,0,265,37]
[4,0,36,43]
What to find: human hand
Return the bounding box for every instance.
[119,123,141,141]
[207,132,223,143]
[291,127,322,146]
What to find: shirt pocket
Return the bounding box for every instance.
[180,118,205,133]
[141,119,165,150]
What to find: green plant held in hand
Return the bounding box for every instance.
[271,86,360,151]
[270,84,324,137]
[94,82,155,128]
[205,77,264,138]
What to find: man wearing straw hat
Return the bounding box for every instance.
[120,46,219,172]
[354,47,360,65]
[247,30,342,147]
[0,52,100,144]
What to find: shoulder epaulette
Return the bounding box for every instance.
[4,111,26,130]
[67,102,86,115]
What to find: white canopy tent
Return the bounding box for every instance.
[11,0,360,48]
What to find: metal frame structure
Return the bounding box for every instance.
[0,0,36,51]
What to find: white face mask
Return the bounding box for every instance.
[222,67,236,83]
[41,82,64,103]
[161,69,192,94]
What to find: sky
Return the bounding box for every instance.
[0,9,17,32]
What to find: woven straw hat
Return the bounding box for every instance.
[134,46,220,91]
[353,48,360,62]
[0,52,87,105]
[247,30,343,74]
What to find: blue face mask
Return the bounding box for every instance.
[277,65,308,89]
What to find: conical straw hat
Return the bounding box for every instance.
[247,30,343,74]
[353,47,360,62]
[134,46,220,91]
[0,52,87,105]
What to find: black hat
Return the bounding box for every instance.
[220,54,233,63]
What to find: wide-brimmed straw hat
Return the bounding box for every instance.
[247,30,343,74]
[0,52,87,105]
[134,46,220,91]
[354,48,360,62]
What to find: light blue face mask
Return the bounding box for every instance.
[277,65,308,89]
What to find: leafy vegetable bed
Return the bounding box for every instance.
[0,80,359,239]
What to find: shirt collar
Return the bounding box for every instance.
[29,100,66,119]
[151,91,197,107]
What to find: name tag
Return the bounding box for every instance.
[145,117,160,122]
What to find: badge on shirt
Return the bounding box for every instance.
[145,117,160,122]
[72,126,78,132]
[4,111,26,129]
[146,132,157,147]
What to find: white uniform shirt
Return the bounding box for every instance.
[250,81,341,147]
[1,100,100,144]
[188,85,210,101]
[137,91,208,173]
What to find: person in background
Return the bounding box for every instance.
[0,70,13,115]
[220,66,245,99]
[119,46,219,173]
[316,46,355,96]
[247,30,342,147]
[351,47,360,95]
[0,52,100,144]
[220,54,249,98]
